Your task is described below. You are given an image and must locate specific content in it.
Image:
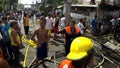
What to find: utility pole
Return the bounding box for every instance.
[63,0,73,26]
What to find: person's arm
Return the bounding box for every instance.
[64,18,66,26]
[58,29,66,38]
[54,17,59,25]
[23,17,25,24]
[1,31,5,40]
[31,29,37,43]
[51,18,54,29]
[11,30,20,46]
[1,26,6,41]
[46,30,49,42]
[46,30,49,50]
[58,29,66,34]
[55,17,58,24]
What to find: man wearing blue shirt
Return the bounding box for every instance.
[1,16,13,61]
[91,15,97,36]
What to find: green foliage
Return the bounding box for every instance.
[0,0,18,12]
[52,0,64,9]
[74,0,79,3]
[39,0,64,12]
[47,0,64,7]
[0,5,3,12]
[9,0,18,5]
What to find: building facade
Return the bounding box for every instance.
[98,0,120,20]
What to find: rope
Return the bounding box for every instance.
[23,45,30,67]
[21,35,37,67]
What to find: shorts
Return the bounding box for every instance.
[54,27,58,33]
[36,42,48,60]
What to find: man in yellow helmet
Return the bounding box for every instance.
[59,37,94,68]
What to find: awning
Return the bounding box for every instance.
[71,4,98,8]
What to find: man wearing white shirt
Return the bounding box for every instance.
[60,15,66,30]
[77,18,85,35]
[45,14,54,40]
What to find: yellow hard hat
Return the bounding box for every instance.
[67,37,93,60]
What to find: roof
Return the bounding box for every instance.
[71,4,98,8]
[57,4,98,9]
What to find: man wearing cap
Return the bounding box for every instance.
[59,37,94,68]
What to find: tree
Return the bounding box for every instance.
[9,0,18,10]
[63,0,73,25]
[0,0,18,12]
[47,0,64,10]
[39,0,64,15]
[0,1,3,12]
[0,0,9,12]
[74,0,78,3]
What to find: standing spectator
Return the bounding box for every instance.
[1,16,13,61]
[83,17,87,31]
[31,19,48,68]
[15,20,23,46]
[45,14,54,40]
[60,14,66,30]
[59,19,81,56]
[9,21,21,65]
[53,13,60,40]
[60,15,66,37]
[91,15,97,36]
[23,13,29,35]
[110,16,117,29]
[77,18,85,35]
[0,20,3,58]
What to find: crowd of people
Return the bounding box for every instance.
[0,11,23,67]
[0,11,97,68]
[32,12,95,68]
[0,10,119,68]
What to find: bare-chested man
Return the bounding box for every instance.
[31,18,48,68]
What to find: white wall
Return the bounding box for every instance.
[78,0,101,4]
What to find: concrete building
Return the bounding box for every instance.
[98,0,120,20]
[73,0,120,19]
[115,0,120,6]
[77,0,101,5]
[71,0,101,16]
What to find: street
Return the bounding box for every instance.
[0,0,120,68]
[13,18,119,68]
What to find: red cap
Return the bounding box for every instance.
[40,16,44,19]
